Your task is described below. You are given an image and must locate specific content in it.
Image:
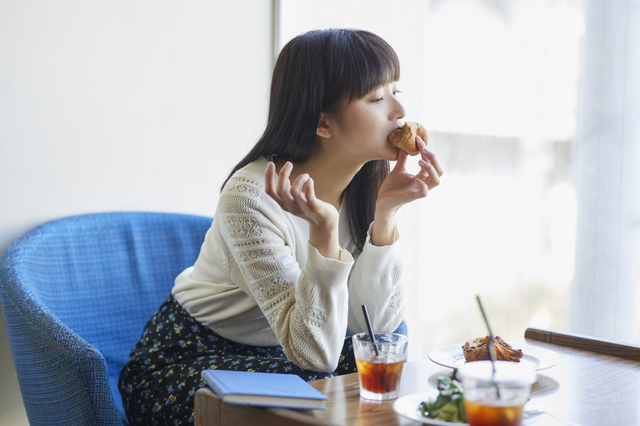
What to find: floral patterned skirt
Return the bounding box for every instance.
[118,294,357,425]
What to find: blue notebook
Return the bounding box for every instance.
[201,369,327,410]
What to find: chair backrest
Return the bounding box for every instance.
[0,212,211,425]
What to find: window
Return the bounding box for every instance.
[279,0,640,360]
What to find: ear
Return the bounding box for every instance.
[316,112,333,139]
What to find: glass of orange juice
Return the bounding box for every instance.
[458,360,536,426]
[352,332,408,400]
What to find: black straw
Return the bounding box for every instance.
[361,305,379,356]
[475,295,501,398]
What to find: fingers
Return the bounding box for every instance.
[418,136,444,177]
[416,159,430,182]
[266,161,319,215]
[265,162,287,210]
[303,176,318,210]
[265,162,275,193]
[393,148,409,172]
[413,136,442,190]
[291,173,310,204]
[276,161,294,203]
[417,158,441,190]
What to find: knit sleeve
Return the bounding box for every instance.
[346,223,405,335]
[218,172,354,372]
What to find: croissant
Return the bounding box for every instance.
[387,122,428,156]
[462,336,524,363]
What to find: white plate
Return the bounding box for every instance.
[393,390,468,425]
[428,343,559,371]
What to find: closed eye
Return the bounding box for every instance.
[370,97,384,103]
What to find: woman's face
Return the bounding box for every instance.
[330,81,406,163]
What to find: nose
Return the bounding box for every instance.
[390,95,406,121]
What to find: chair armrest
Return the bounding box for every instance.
[1,259,122,425]
[525,327,640,361]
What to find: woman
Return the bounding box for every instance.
[119,28,443,425]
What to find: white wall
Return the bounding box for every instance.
[0,2,273,422]
[0,0,274,255]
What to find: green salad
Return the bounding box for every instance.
[418,374,466,423]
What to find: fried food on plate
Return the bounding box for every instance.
[462,336,524,363]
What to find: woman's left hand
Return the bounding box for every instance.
[376,136,443,214]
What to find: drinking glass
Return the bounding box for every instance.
[458,360,536,426]
[352,332,408,400]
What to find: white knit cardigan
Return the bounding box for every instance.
[172,157,404,372]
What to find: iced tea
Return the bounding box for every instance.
[458,361,536,426]
[352,332,408,400]
[464,399,524,426]
[355,358,404,395]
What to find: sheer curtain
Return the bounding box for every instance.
[278,0,640,361]
[571,0,640,343]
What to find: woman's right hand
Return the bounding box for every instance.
[265,161,341,259]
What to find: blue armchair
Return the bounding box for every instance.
[0,212,212,426]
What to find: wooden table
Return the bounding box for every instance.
[195,328,640,425]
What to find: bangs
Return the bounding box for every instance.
[323,29,400,110]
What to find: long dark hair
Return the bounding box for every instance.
[223,28,400,252]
